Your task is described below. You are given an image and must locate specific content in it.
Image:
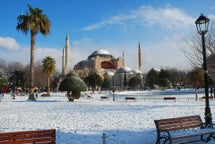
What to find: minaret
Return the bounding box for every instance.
[122,51,125,66]
[62,48,65,74]
[138,42,142,71]
[62,34,70,75]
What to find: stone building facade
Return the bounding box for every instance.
[74,49,124,79]
[62,35,144,89]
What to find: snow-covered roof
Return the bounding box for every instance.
[117,66,132,73]
[88,48,113,59]
[106,70,115,76]
[132,69,142,74]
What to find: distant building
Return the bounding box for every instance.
[62,35,70,75]
[113,66,143,89]
[61,35,144,89]
[74,48,124,79]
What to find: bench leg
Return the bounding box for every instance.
[156,135,172,144]
[201,133,215,142]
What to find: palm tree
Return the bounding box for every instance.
[16,4,50,100]
[42,56,56,96]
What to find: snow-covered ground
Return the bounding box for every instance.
[0,89,215,144]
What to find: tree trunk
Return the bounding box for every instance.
[29,32,36,100]
[47,75,50,96]
[195,82,198,101]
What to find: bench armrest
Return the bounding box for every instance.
[157,130,171,144]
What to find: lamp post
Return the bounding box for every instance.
[195,14,212,127]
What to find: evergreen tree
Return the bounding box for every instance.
[145,68,159,89]
[59,72,87,101]
[128,77,141,90]
[101,78,111,90]
[158,69,170,88]
[84,73,102,91]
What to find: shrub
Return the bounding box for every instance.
[59,72,87,100]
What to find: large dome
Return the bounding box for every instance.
[88,48,113,59]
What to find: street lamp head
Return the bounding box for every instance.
[195,14,209,35]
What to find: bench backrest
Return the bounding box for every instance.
[154,115,203,132]
[0,129,55,144]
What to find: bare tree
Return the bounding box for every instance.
[180,22,215,68]
[0,59,6,73]
[5,62,24,78]
[186,67,204,101]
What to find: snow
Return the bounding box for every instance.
[0,89,215,144]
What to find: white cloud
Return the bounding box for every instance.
[0,5,196,73]
[0,37,20,50]
[0,36,192,73]
[139,34,192,72]
[35,47,62,71]
[208,14,215,21]
[0,46,63,72]
[136,5,194,28]
[82,5,194,31]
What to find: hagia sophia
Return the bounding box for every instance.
[62,35,144,89]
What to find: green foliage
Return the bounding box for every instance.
[168,69,186,88]
[42,56,56,95]
[0,72,8,89]
[186,67,204,88]
[16,4,50,35]
[84,73,102,90]
[158,69,170,88]
[145,68,159,89]
[158,78,170,88]
[145,68,184,89]
[72,91,81,99]
[128,77,141,89]
[101,78,112,90]
[42,56,56,75]
[9,70,25,88]
[59,72,87,99]
[16,4,51,100]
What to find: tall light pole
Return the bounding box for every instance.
[195,14,212,127]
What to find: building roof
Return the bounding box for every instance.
[117,66,132,73]
[132,69,142,74]
[88,48,113,59]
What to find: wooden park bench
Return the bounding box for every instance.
[163,96,176,101]
[154,115,215,144]
[202,96,214,99]
[125,97,136,100]
[0,129,56,144]
[100,96,108,100]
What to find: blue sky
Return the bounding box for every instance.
[0,0,215,72]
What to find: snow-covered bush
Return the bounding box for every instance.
[59,71,87,101]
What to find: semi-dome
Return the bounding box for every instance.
[117,66,132,73]
[74,60,88,70]
[88,48,113,59]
